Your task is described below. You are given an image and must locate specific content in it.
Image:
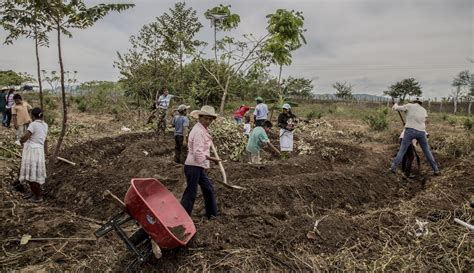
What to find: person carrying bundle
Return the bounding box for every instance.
[277,103,297,158]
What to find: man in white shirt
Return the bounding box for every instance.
[390,98,440,176]
[154,88,174,133]
[253,97,268,127]
[156,88,173,110]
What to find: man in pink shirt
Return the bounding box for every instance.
[181,105,221,219]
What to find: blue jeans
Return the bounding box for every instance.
[391,128,439,172]
[234,117,242,124]
[181,165,218,218]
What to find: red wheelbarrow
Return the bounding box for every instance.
[95,178,196,271]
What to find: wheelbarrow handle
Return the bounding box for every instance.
[103,190,126,211]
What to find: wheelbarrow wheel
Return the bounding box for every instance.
[130,228,149,246]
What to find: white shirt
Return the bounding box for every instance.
[156,94,173,109]
[26,120,48,146]
[243,123,251,136]
[254,103,268,120]
[393,103,427,132]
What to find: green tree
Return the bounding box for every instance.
[157,2,203,73]
[264,9,306,103]
[283,77,313,99]
[333,81,353,100]
[0,70,33,87]
[38,0,134,162]
[384,78,422,103]
[452,70,471,115]
[1,0,51,110]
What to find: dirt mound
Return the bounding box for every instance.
[2,132,472,271]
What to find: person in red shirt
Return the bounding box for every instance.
[233,105,253,124]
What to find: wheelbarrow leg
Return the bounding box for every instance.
[125,240,153,273]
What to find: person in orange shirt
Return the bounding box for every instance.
[12,94,32,143]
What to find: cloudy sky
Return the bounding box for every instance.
[0,0,472,98]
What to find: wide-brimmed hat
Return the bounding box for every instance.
[177,104,190,112]
[190,105,218,119]
[282,103,291,110]
[255,96,263,102]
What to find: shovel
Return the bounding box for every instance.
[211,143,246,190]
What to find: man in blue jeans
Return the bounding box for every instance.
[390,98,440,176]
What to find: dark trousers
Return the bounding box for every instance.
[174,135,186,164]
[181,165,218,218]
[255,119,266,127]
[4,108,12,127]
[1,108,5,124]
[401,142,415,175]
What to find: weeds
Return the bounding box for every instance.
[364,108,389,131]
[306,110,323,120]
[463,118,473,131]
[430,133,473,158]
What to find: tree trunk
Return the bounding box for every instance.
[52,24,68,163]
[468,100,472,116]
[454,86,460,114]
[179,43,183,93]
[213,23,218,64]
[277,65,283,101]
[219,76,231,114]
[35,34,44,110]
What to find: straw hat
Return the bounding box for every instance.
[190,105,218,119]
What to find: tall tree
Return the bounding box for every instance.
[384,78,422,103]
[205,4,240,64]
[157,2,203,73]
[0,0,51,110]
[333,81,353,100]
[452,70,471,115]
[264,9,306,103]
[38,0,134,162]
[203,4,245,113]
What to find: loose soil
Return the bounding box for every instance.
[168,225,189,242]
[1,127,472,271]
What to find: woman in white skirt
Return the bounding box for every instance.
[278,103,297,158]
[20,108,48,203]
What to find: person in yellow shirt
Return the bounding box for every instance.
[12,94,32,143]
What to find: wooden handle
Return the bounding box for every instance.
[211,143,227,184]
[57,156,76,166]
[103,190,126,211]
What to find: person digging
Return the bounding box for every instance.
[246,120,281,164]
[390,98,440,176]
[180,105,221,220]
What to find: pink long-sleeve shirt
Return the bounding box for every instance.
[185,122,213,169]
